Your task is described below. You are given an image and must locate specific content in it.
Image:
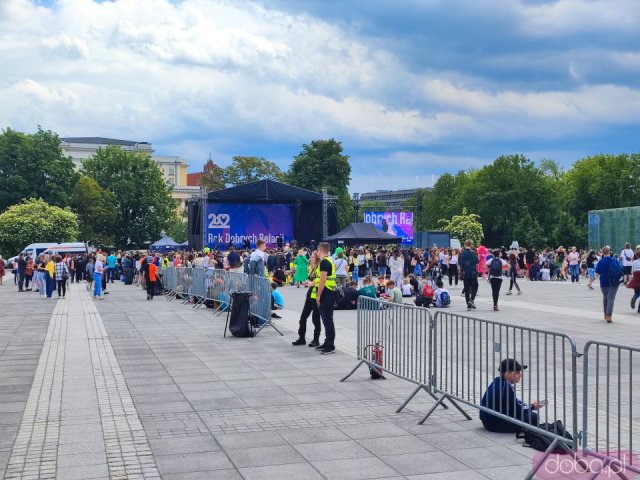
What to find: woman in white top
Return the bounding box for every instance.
[447,249,459,287]
[567,246,581,283]
[621,242,635,284]
[334,252,349,287]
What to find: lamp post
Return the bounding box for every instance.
[352,193,360,222]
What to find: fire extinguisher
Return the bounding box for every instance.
[366,342,385,380]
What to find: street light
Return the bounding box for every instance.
[352,193,360,222]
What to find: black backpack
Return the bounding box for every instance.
[517,420,573,453]
[489,258,503,277]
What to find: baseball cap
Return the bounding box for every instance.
[499,358,527,373]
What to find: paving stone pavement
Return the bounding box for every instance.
[3,275,640,479]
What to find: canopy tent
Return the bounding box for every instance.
[323,223,402,246]
[150,235,182,252]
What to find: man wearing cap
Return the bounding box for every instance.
[480,358,544,433]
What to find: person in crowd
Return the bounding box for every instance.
[23,256,33,291]
[106,251,117,283]
[401,278,413,297]
[595,246,622,323]
[293,249,309,288]
[358,276,377,299]
[349,250,359,285]
[627,246,640,313]
[271,281,285,318]
[43,255,55,299]
[292,252,322,347]
[248,240,267,276]
[314,242,337,355]
[446,248,459,287]
[567,246,581,283]
[54,255,69,299]
[620,242,634,284]
[528,259,541,281]
[335,281,359,310]
[145,256,158,300]
[357,249,367,279]
[414,277,435,308]
[376,249,387,277]
[37,255,48,297]
[334,250,349,287]
[480,359,544,433]
[381,279,402,304]
[93,254,104,299]
[433,280,451,308]
[85,257,95,291]
[227,247,243,273]
[505,249,522,295]
[459,240,479,310]
[388,250,404,288]
[586,250,598,290]
[272,268,286,287]
[16,254,26,292]
[487,250,507,311]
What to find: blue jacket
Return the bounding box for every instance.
[480,376,535,432]
[595,256,622,288]
[459,248,479,279]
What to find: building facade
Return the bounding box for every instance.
[360,188,430,209]
[60,137,201,215]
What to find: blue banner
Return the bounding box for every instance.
[206,203,295,248]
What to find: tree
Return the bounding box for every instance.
[287,139,352,229]
[0,127,78,211]
[83,146,176,249]
[70,176,118,246]
[199,159,225,191]
[222,156,284,185]
[0,198,78,257]
[358,200,385,221]
[438,208,484,246]
[166,217,188,244]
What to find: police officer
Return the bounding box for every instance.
[314,242,337,354]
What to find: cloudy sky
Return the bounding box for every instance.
[1,0,639,193]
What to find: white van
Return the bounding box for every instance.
[43,243,91,256]
[19,243,58,260]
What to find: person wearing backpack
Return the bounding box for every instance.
[595,245,623,323]
[415,278,435,307]
[433,280,451,308]
[480,359,544,433]
[487,250,507,311]
[459,239,479,310]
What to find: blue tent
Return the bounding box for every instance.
[150,235,182,253]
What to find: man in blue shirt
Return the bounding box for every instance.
[594,246,622,323]
[106,252,117,283]
[271,281,285,319]
[480,359,544,433]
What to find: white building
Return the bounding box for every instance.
[60,137,201,215]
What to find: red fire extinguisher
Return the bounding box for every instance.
[366,342,385,380]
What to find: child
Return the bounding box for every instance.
[358,276,377,299]
[271,281,285,318]
[434,280,451,308]
[376,275,387,297]
[401,278,413,297]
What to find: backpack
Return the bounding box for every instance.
[489,258,503,277]
[517,420,573,453]
[423,283,434,298]
[439,290,451,306]
[608,259,623,285]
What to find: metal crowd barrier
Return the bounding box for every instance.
[581,341,640,477]
[163,267,177,298]
[163,267,280,337]
[340,297,446,413]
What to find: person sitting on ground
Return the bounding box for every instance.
[415,277,435,308]
[528,259,541,281]
[408,273,419,294]
[272,268,286,287]
[480,359,544,433]
[376,275,387,297]
[381,280,403,304]
[433,280,451,308]
[271,281,285,318]
[335,281,359,310]
[401,277,413,297]
[358,276,377,300]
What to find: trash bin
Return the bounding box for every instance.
[228,291,253,337]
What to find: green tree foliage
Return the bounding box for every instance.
[358,200,385,221]
[166,217,188,244]
[287,139,352,229]
[0,127,78,212]
[222,156,284,185]
[199,159,226,191]
[70,176,118,246]
[438,208,484,246]
[0,198,78,256]
[83,146,176,249]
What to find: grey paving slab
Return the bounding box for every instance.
[239,462,325,480]
[154,451,233,474]
[294,439,373,461]
[312,456,400,479]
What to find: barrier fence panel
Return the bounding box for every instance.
[190,268,207,307]
[341,296,442,413]
[163,267,177,298]
[205,269,232,314]
[245,274,281,336]
[428,311,579,479]
[582,341,640,477]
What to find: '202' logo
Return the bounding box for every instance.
[208,213,231,229]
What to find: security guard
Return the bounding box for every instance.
[314,242,337,354]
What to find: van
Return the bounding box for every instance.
[19,243,58,260]
[43,243,91,256]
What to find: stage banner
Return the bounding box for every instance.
[363,211,414,245]
[206,203,295,248]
